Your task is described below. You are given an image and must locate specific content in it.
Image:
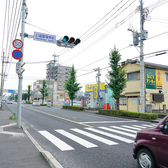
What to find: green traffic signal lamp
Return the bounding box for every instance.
[62,36,69,42]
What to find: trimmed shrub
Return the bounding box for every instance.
[62,105,85,111]
[98,109,158,120]
[40,103,47,106]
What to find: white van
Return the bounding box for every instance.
[32,99,40,106]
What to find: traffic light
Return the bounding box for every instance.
[133,33,139,46]
[56,36,81,48]
[16,61,25,75]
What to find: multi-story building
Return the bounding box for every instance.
[120,60,168,112]
[46,63,71,92]
[32,79,57,102]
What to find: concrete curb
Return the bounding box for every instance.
[21,123,63,168]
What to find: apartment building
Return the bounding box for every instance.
[120,60,168,112]
[46,63,71,92]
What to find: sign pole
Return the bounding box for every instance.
[17,0,26,128]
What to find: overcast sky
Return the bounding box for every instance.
[0,0,168,92]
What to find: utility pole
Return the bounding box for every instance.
[52,53,59,66]
[51,54,59,106]
[94,67,101,108]
[1,52,5,98]
[140,0,145,113]
[17,0,26,128]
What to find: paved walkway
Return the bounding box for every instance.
[0,104,52,168]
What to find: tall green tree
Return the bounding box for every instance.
[27,85,31,103]
[22,93,28,102]
[106,47,127,110]
[64,65,82,106]
[39,80,49,103]
[15,94,18,101]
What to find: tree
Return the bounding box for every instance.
[27,85,31,103]
[39,80,49,104]
[106,47,127,110]
[15,94,18,101]
[64,65,82,106]
[22,93,28,102]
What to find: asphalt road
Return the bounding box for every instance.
[8,103,157,168]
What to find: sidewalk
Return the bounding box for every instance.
[0,104,53,168]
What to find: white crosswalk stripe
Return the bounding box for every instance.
[99,127,135,137]
[110,126,137,133]
[55,129,98,148]
[131,125,147,129]
[38,130,74,151]
[71,128,118,145]
[85,128,134,143]
[142,124,156,127]
[38,124,153,151]
[121,125,141,130]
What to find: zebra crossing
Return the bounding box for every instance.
[38,123,157,151]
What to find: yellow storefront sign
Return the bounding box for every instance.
[65,92,69,99]
[85,83,105,92]
[94,87,97,98]
[156,69,162,89]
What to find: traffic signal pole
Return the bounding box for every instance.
[17,0,26,128]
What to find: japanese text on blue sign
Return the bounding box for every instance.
[33,32,56,44]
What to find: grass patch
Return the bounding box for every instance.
[9,112,17,120]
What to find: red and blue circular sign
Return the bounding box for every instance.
[12,39,23,49]
[12,50,23,60]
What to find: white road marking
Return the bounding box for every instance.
[131,125,147,129]
[85,128,134,143]
[121,125,141,130]
[99,127,135,137]
[81,120,137,124]
[39,130,74,151]
[110,126,137,133]
[55,129,98,148]
[71,128,118,145]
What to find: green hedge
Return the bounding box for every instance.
[98,109,158,120]
[40,103,47,106]
[62,105,85,111]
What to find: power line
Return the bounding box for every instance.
[63,6,138,64]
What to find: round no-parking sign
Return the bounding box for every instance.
[12,39,23,49]
[12,50,23,60]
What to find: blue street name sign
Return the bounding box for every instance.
[33,32,56,44]
[8,89,15,93]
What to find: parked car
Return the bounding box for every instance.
[32,99,40,106]
[133,115,168,168]
[6,100,12,104]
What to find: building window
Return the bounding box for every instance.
[127,72,137,81]
[119,97,127,105]
[166,74,168,81]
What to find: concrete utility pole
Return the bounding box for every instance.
[140,0,145,113]
[17,0,26,128]
[51,54,59,106]
[94,67,101,107]
[52,53,59,66]
[1,52,5,98]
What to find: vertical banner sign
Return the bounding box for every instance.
[146,68,162,89]
[146,68,156,89]
[94,87,97,99]
[156,69,162,89]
